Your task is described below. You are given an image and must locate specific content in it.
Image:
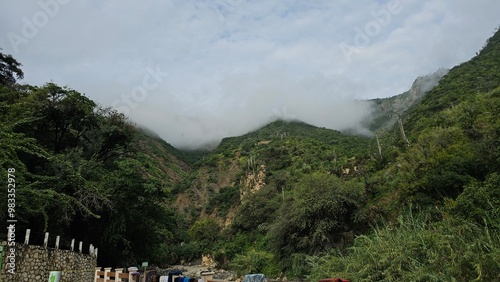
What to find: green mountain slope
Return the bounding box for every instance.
[397,28,500,201]
[309,28,500,281]
[217,119,373,157]
[174,119,375,219]
[406,28,500,135]
[0,81,191,267]
[368,68,448,131]
[173,27,500,280]
[172,119,378,271]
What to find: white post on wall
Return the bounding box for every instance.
[129,271,135,281]
[95,267,102,281]
[104,267,112,281]
[89,244,94,255]
[24,229,31,244]
[115,268,124,281]
[70,239,75,251]
[44,232,49,248]
[201,271,215,282]
[55,236,60,249]
[79,241,83,253]
[95,248,98,259]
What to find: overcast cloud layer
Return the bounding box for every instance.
[1,0,499,148]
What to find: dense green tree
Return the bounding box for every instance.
[450,173,500,224]
[0,56,185,266]
[269,173,366,265]
[15,83,98,153]
[188,218,221,253]
[232,186,281,232]
[0,50,24,86]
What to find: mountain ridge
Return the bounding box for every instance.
[168,27,500,280]
[166,67,450,159]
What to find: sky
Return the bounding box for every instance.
[1,0,499,148]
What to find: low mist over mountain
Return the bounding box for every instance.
[160,67,449,149]
[149,69,376,149]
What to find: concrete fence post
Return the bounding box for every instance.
[201,271,215,282]
[55,235,60,249]
[115,268,123,280]
[79,241,83,253]
[95,267,102,281]
[104,267,112,282]
[71,239,75,251]
[24,229,30,244]
[129,272,135,282]
[128,267,139,282]
[44,232,49,248]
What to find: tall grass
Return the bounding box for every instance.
[230,249,279,277]
[307,209,500,281]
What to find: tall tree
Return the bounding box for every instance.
[0,50,24,86]
[16,83,98,153]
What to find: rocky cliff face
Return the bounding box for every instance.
[240,164,266,200]
[368,68,449,131]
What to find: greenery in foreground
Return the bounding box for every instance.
[309,197,500,281]
[307,173,500,281]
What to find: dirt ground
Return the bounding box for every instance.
[166,264,210,277]
[159,264,236,280]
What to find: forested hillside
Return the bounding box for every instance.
[0,70,191,266]
[2,27,500,281]
[368,67,449,132]
[174,28,500,280]
[305,28,500,281]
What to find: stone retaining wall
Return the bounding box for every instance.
[1,241,96,281]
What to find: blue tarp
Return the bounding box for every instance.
[168,270,183,282]
[244,274,266,282]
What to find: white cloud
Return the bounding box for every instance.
[1,0,499,148]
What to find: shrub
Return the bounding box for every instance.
[269,173,366,263]
[230,249,278,277]
[308,209,500,281]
